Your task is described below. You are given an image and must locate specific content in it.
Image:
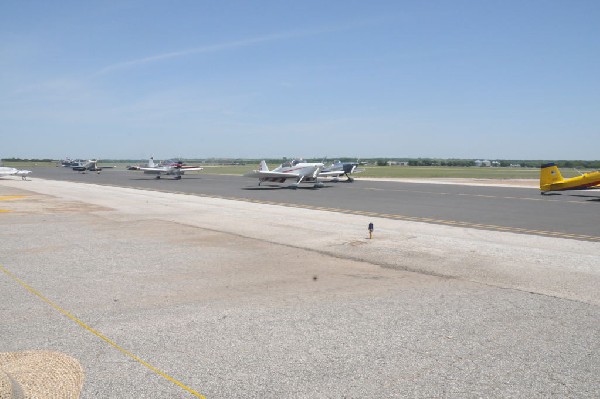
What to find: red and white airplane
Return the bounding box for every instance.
[138,157,203,180]
[244,159,325,188]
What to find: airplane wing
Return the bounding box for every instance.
[318,170,346,177]
[139,166,202,174]
[139,167,167,173]
[244,170,298,179]
[178,167,203,172]
[318,168,365,178]
[0,167,31,178]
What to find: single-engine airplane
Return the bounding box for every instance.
[0,163,31,180]
[244,159,325,188]
[319,160,365,182]
[72,160,115,173]
[138,157,203,179]
[540,163,600,194]
[61,158,86,167]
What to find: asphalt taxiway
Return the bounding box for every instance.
[25,167,600,241]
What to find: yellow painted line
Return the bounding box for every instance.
[0,195,26,201]
[0,209,11,213]
[0,265,205,399]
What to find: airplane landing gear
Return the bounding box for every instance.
[291,176,304,189]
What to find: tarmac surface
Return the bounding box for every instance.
[1,174,599,398]
[23,167,600,241]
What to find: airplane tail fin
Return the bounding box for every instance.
[259,160,269,172]
[148,157,155,167]
[540,163,564,189]
[343,163,357,174]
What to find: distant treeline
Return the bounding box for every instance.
[4,158,600,169]
[200,158,600,168]
[3,158,56,163]
[371,159,600,168]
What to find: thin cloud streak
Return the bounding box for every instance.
[96,36,275,75]
[95,20,381,76]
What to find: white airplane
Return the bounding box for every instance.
[72,160,115,173]
[244,159,325,188]
[0,164,31,180]
[318,160,365,182]
[138,157,203,180]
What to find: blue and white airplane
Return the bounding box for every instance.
[72,159,116,173]
[318,160,365,182]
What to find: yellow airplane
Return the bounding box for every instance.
[540,163,600,194]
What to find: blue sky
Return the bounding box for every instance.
[1,1,599,160]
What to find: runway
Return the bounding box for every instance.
[26,167,600,241]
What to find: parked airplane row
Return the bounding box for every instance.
[125,157,362,186]
[3,158,599,194]
[115,158,600,192]
[119,157,361,186]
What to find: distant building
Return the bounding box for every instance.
[474,160,492,167]
[387,161,409,166]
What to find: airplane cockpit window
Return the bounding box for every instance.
[282,159,304,167]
